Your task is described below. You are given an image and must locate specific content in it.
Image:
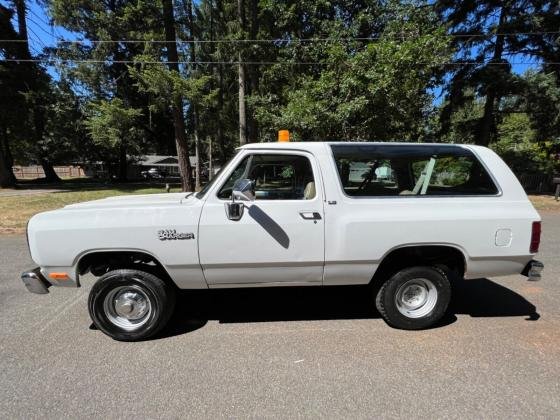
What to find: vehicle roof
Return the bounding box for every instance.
[238,141,485,153]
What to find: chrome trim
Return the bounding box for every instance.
[25,219,31,257]
[103,285,152,331]
[395,278,438,318]
[21,268,51,294]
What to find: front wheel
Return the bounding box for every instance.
[88,269,175,341]
[375,266,451,330]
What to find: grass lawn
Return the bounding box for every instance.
[0,185,181,234]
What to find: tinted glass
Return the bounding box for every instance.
[331,144,498,197]
[218,154,316,200]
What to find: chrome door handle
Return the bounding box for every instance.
[299,211,322,220]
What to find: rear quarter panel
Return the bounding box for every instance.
[318,144,540,284]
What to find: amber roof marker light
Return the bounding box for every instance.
[278,130,290,142]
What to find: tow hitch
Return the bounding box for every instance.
[522,260,544,282]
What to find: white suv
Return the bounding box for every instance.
[23,142,543,340]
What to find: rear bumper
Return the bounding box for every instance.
[21,268,51,294]
[522,260,544,282]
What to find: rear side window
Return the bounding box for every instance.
[330,144,498,197]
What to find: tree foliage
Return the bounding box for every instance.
[0,0,559,188]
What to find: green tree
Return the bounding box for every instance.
[435,0,539,146]
[0,3,21,187]
[249,1,450,141]
[84,98,142,179]
[48,0,171,181]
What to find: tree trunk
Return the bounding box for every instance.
[238,0,247,145]
[40,158,61,183]
[16,0,62,182]
[246,0,258,143]
[207,136,213,178]
[118,142,127,181]
[14,0,28,46]
[162,0,194,192]
[194,124,201,189]
[1,135,14,169]
[478,7,507,147]
[0,123,16,173]
[217,65,226,163]
[0,125,16,187]
[213,0,227,163]
[33,98,61,183]
[186,0,201,190]
[0,150,15,188]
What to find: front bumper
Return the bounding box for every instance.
[22,268,51,294]
[522,260,544,282]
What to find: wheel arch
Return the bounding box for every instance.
[74,248,176,288]
[371,243,468,285]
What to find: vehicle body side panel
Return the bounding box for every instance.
[27,195,207,289]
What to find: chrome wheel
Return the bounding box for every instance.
[394,278,438,319]
[103,285,152,331]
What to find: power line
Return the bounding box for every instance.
[26,27,48,51]
[26,5,65,40]
[0,31,559,45]
[26,15,58,41]
[0,58,550,66]
[27,27,47,55]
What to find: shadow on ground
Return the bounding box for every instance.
[158,278,539,339]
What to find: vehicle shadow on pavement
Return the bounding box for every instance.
[449,278,540,321]
[156,278,539,339]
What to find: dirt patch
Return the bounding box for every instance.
[529,195,560,212]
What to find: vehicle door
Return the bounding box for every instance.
[198,151,325,286]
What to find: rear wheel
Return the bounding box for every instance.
[88,269,175,341]
[375,266,451,330]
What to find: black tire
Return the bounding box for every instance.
[375,266,451,330]
[88,269,175,341]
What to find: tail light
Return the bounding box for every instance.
[530,221,541,253]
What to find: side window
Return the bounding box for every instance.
[331,145,498,197]
[217,154,316,200]
[410,156,496,195]
[217,156,250,199]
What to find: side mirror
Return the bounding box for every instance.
[225,178,254,221]
[232,178,255,202]
[225,202,244,221]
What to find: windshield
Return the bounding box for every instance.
[195,151,239,199]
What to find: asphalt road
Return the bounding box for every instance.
[1,214,559,419]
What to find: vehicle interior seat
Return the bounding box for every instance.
[304,182,315,199]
